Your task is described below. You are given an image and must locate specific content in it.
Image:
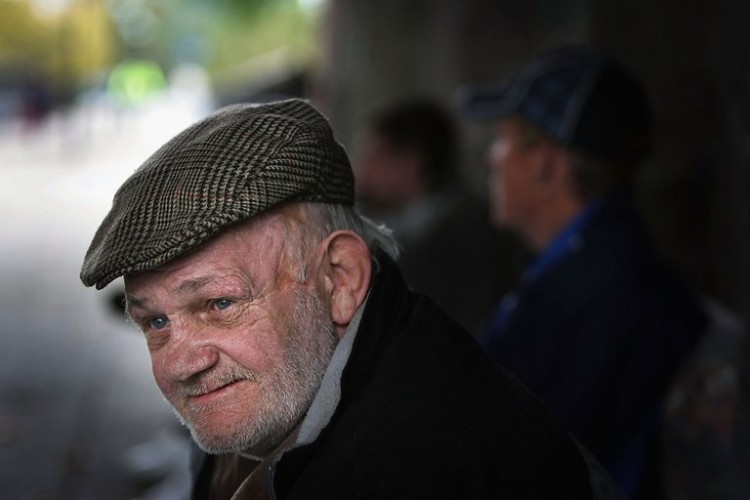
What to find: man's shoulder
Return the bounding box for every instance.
[291,292,595,497]
[529,201,693,315]
[270,265,600,497]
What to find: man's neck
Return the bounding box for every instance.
[529,196,584,251]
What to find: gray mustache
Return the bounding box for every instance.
[178,367,259,397]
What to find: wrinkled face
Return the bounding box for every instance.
[124,214,338,456]
[487,118,543,229]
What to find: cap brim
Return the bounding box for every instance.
[455,83,515,120]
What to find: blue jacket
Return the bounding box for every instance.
[481,194,706,497]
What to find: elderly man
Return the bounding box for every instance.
[81,99,614,499]
[463,47,707,498]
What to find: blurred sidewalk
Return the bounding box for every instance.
[0,91,210,500]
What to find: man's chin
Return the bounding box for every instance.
[185,417,287,457]
[189,426,261,455]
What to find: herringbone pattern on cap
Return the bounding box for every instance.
[80,99,354,289]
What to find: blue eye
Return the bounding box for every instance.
[149,317,169,330]
[214,298,233,310]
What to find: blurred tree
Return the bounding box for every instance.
[56,0,116,86]
[0,0,115,100]
[0,1,56,78]
[103,0,321,97]
[0,0,321,106]
[193,0,321,89]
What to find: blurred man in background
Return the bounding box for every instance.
[463,46,707,498]
[355,98,528,332]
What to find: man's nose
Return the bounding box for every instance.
[488,139,507,172]
[162,322,220,382]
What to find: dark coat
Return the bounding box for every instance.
[272,258,597,499]
[195,257,604,499]
[481,195,706,497]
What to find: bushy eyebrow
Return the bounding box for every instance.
[176,276,214,296]
[126,277,226,308]
[123,295,152,330]
[121,294,146,331]
[125,294,146,309]
[124,274,252,316]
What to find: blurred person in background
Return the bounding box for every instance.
[462,46,707,499]
[80,98,621,499]
[355,97,529,332]
[18,74,53,131]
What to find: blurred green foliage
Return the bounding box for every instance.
[0,0,114,93]
[0,0,321,99]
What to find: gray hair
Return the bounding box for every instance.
[277,202,401,282]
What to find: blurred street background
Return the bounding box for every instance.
[0,82,209,500]
[1,0,750,499]
[0,2,322,498]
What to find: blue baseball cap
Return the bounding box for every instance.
[460,46,653,163]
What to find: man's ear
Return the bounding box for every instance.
[534,139,569,198]
[318,231,372,338]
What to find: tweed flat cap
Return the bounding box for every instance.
[81,98,354,289]
[460,45,652,163]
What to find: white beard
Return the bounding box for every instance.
[171,287,338,456]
